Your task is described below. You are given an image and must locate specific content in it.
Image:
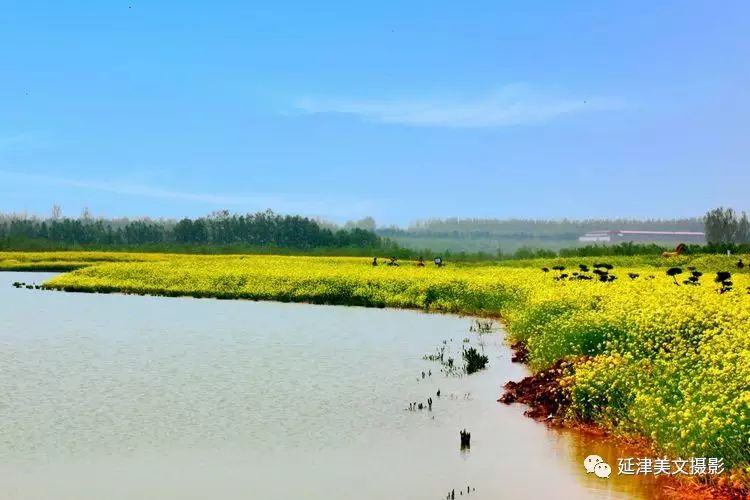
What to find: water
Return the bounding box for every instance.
[0,272,665,499]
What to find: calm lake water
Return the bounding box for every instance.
[0,272,666,499]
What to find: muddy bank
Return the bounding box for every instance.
[498,342,748,499]
[498,358,573,422]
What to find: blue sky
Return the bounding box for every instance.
[1,1,748,225]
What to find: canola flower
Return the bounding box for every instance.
[0,251,168,271]
[4,251,749,482]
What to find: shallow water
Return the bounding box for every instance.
[0,272,666,499]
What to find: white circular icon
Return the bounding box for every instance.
[584,454,604,473]
[594,462,612,478]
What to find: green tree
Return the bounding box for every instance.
[344,217,376,232]
[738,211,750,244]
[704,207,738,244]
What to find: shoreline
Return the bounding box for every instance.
[499,341,747,500]
[6,265,750,498]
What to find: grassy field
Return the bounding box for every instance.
[384,234,572,254]
[4,251,750,489]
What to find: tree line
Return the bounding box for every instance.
[0,210,388,250]
[2,207,747,258]
[401,217,705,238]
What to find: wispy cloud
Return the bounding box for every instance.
[1,170,256,205]
[295,85,624,127]
[0,170,375,218]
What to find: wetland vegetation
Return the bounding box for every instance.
[4,249,750,495]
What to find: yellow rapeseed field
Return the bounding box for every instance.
[5,251,749,481]
[0,250,169,271]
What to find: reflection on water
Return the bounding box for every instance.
[1,272,663,499]
[563,429,672,499]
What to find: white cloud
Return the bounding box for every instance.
[295,85,624,127]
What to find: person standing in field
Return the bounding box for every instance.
[417,256,425,267]
[372,257,378,266]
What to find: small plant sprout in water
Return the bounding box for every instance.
[469,319,494,333]
[425,332,490,377]
[460,429,471,449]
[423,344,446,362]
[11,281,42,289]
[463,346,489,374]
[423,343,463,376]
[446,486,476,499]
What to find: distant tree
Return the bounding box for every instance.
[344,217,376,232]
[738,211,750,244]
[705,207,739,244]
[173,218,195,243]
[313,218,339,231]
[0,208,387,251]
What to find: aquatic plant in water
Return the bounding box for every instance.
[463,347,489,374]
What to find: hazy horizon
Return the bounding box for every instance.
[0,206,711,230]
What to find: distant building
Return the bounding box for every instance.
[579,230,612,242]
[578,230,705,244]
